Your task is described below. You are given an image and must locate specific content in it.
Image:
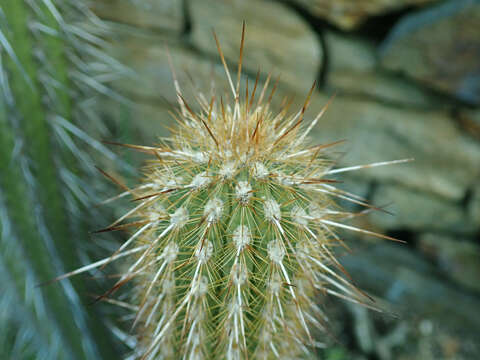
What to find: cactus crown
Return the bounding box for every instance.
[61,24,407,360]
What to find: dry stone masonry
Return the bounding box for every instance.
[91,0,480,359]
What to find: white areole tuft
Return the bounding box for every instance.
[204,198,223,223]
[263,198,281,221]
[170,207,189,228]
[233,225,251,251]
[235,181,252,204]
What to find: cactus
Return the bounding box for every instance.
[0,0,127,358]
[60,25,409,359]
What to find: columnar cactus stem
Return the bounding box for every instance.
[61,24,410,359]
[1,0,125,357]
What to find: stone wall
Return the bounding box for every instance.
[91,0,480,359]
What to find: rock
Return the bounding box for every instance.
[470,185,480,224]
[369,185,477,234]
[419,233,480,293]
[108,37,238,106]
[340,243,480,344]
[290,0,439,30]
[103,98,174,141]
[328,71,443,108]
[190,0,322,92]
[325,31,376,72]
[347,304,376,354]
[91,0,184,33]
[456,109,480,141]
[324,31,444,108]
[380,0,480,105]
[305,95,480,202]
[324,243,480,359]
[335,175,371,211]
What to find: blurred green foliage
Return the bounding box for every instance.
[0,0,128,358]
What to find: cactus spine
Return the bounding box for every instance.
[63,25,407,359]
